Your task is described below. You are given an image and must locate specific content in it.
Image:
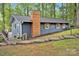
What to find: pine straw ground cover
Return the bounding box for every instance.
[0,28,79,56]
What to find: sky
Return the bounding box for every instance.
[11,3,62,9]
[11,3,17,8]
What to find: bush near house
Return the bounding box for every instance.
[0,35,4,42]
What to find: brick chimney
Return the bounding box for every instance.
[31,10,40,37]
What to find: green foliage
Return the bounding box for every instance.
[53,38,79,49]
[0,3,78,31]
[0,35,4,42]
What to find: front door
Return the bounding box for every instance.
[22,22,32,39]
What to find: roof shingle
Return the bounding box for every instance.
[11,15,68,23]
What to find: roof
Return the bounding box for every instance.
[11,14,69,24]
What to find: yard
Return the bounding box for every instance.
[0,28,79,56]
[34,28,79,39]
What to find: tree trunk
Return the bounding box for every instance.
[76,3,79,27]
[41,3,44,17]
[53,3,55,18]
[62,3,64,20]
[74,3,77,27]
[9,4,11,31]
[50,4,53,18]
[2,3,5,30]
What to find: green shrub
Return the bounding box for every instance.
[0,36,4,42]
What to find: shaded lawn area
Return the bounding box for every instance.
[0,38,79,56]
[0,28,79,56]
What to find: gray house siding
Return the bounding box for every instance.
[22,22,32,38]
[40,23,63,35]
[11,15,69,39]
[12,22,16,37]
[11,17,21,37]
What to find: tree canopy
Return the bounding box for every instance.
[0,3,78,31]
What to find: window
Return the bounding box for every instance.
[17,23,19,27]
[62,24,66,29]
[14,24,16,29]
[41,24,44,29]
[56,24,61,29]
[14,23,19,30]
[44,24,50,29]
[16,23,20,33]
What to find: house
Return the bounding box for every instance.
[10,10,69,39]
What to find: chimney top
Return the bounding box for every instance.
[29,10,40,16]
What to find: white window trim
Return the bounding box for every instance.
[44,24,50,29]
[56,24,61,29]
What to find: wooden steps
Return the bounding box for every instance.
[0,42,7,46]
[63,35,76,39]
[74,34,79,38]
